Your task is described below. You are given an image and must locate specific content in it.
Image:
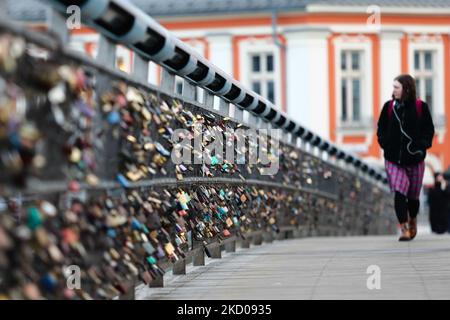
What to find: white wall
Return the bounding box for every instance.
[284,27,331,138]
[379,30,403,108]
[205,33,233,75]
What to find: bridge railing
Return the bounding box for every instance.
[0,0,394,300]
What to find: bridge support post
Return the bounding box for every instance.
[182,79,197,102]
[241,237,251,249]
[293,228,303,238]
[173,259,186,275]
[209,245,222,259]
[286,229,295,239]
[119,279,136,300]
[193,248,205,266]
[161,68,176,93]
[204,91,214,108]
[219,98,230,116]
[276,230,286,240]
[225,240,236,253]
[253,233,263,246]
[149,275,164,288]
[263,232,274,243]
[133,54,149,83]
[234,106,244,122]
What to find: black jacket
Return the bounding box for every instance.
[377,98,435,166]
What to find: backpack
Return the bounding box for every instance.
[387,98,422,120]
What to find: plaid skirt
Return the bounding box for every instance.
[384,159,425,199]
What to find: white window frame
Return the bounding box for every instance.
[248,52,276,103]
[409,41,444,120]
[339,50,364,124]
[414,50,435,113]
[334,39,373,133]
[239,38,282,109]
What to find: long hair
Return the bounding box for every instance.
[392,74,417,103]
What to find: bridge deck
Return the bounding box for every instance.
[136,233,450,300]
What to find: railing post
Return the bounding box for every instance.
[286,228,295,239]
[299,139,305,151]
[293,227,303,238]
[263,231,274,243]
[193,240,205,266]
[296,138,302,149]
[95,35,117,180]
[133,54,149,83]
[182,79,197,102]
[149,275,164,288]
[255,117,261,129]
[219,98,230,116]
[247,112,258,128]
[280,132,287,144]
[173,258,186,275]
[253,233,263,246]
[161,68,176,93]
[225,239,236,253]
[119,279,136,300]
[234,106,244,122]
[241,236,251,249]
[291,135,298,146]
[97,35,116,93]
[209,244,222,259]
[260,119,269,130]
[204,91,215,108]
[276,229,287,240]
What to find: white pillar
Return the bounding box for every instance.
[284,27,331,139]
[379,30,403,106]
[205,33,233,74]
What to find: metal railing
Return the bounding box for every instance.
[43,0,387,182]
[0,0,395,300]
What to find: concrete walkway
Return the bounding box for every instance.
[136,233,450,300]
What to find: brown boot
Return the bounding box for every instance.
[409,218,417,240]
[399,223,411,241]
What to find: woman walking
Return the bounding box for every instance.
[377,74,435,241]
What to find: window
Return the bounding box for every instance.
[248,52,276,103]
[340,50,363,123]
[414,50,435,114]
